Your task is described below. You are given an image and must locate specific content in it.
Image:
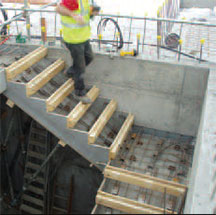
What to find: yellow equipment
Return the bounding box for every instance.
[120,49,137,57]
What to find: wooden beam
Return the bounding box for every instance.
[6,46,44,71]
[46,79,74,112]
[58,140,66,147]
[6,46,48,80]
[67,86,100,128]
[96,191,174,214]
[104,165,187,197]
[41,17,47,43]
[109,114,134,160]
[88,99,117,144]
[6,99,15,108]
[26,59,65,97]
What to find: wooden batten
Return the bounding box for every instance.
[88,99,117,145]
[109,114,134,160]
[104,165,187,197]
[58,140,66,147]
[26,59,65,97]
[6,46,48,80]
[96,191,174,214]
[46,79,74,112]
[67,86,100,128]
[6,99,15,108]
[6,47,43,70]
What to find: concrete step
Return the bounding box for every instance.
[5,78,110,170]
[6,46,48,81]
[109,113,134,160]
[67,86,100,128]
[104,165,187,197]
[96,191,174,214]
[26,58,65,97]
[46,78,74,112]
[88,99,117,145]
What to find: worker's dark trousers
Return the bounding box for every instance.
[65,40,94,93]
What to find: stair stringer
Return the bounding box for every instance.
[4,81,109,170]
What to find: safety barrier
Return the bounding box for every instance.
[1,2,216,63]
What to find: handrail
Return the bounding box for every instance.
[0,0,59,27]
[1,9,216,28]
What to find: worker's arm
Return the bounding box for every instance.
[56,3,85,25]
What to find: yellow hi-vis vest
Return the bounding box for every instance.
[61,0,91,44]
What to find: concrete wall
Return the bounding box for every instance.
[180,0,216,9]
[85,55,209,136]
[0,68,7,94]
[184,66,216,214]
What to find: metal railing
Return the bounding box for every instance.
[1,2,216,63]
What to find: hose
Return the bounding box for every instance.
[97,17,124,50]
[0,3,8,36]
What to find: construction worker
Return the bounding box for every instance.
[56,0,99,104]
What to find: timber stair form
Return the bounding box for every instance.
[66,85,100,128]
[104,165,187,197]
[26,58,65,97]
[109,113,134,160]
[4,45,136,168]
[6,46,48,81]
[94,165,188,214]
[96,191,175,214]
[46,78,75,112]
[3,45,189,214]
[88,99,117,145]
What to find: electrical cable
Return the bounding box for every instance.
[0,3,8,36]
[97,17,124,50]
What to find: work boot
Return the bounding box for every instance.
[64,68,75,78]
[73,90,92,104]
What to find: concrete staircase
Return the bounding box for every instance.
[3,46,134,170]
[2,46,188,214]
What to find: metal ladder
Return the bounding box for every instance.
[20,121,49,214]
